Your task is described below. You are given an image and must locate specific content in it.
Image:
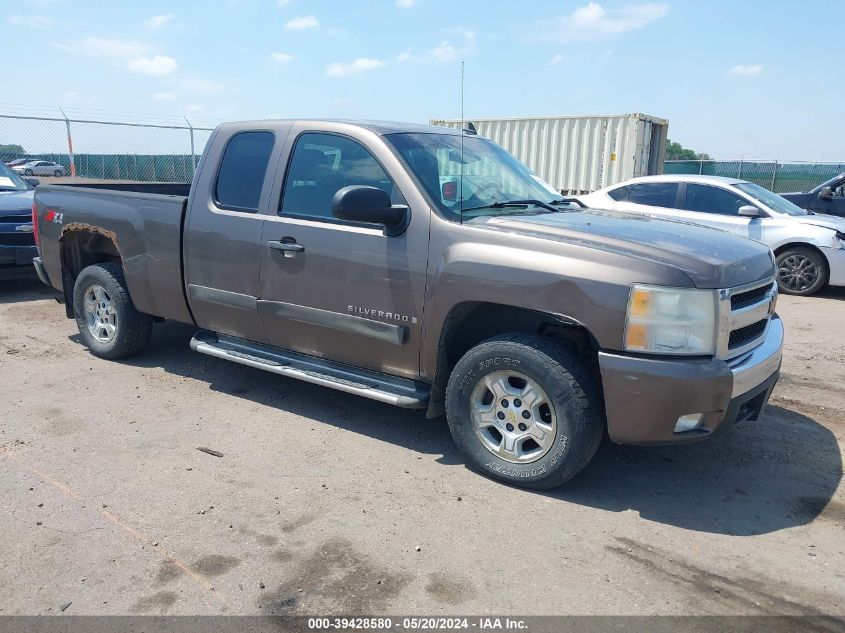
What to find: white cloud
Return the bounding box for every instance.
[397,49,413,62]
[729,64,763,76]
[53,37,182,79]
[277,0,292,5]
[548,53,564,65]
[285,15,318,30]
[127,55,178,77]
[541,2,668,43]
[146,13,174,29]
[55,37,152,60]
[270,52,296,64]
[8,14,54,29]
[396,0,417,7]
[427,30,475,62]
[153,92,176,101]
[326,58,386,77]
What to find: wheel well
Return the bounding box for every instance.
[773,242,827,262]
[60,229,122,318]
[426,302,600,418]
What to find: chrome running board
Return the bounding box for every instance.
[190,330,429,409]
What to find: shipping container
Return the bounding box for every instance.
[429,113,669,194]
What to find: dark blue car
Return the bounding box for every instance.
[0,162,37,278]
[780,172,845,217]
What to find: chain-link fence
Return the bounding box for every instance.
[664,160,845,193]
[0,108,215,182]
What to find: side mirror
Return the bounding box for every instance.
[25,177,40,188]
[331,185,409,236]
[738,205,762,218]
[819,186,833,200]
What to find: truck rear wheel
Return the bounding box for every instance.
[72,262,153,359]
[445,333,603,489]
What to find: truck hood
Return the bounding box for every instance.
[789,213,845,232]
[470,209,775,289]
[0,189,34,216]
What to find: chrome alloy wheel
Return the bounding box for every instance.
[470,370,557,464]
[83,283,117,343]
[778,254,819,293]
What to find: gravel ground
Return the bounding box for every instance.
[0,276,843,617]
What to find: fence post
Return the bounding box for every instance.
[58,107,77,178]
[698,160,703,175]
[185,117,197,177]
[738,159,743,179]
[771,160,779,191]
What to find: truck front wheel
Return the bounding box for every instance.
[72,262,153,359]
[445,334,603,489]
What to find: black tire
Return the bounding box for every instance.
[54,170,62,177]
[24,169,32,176]
[72,262,153,359]
[776,247,828,296]
[445,333,603,490]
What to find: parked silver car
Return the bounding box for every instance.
[12,161,66,177]
[579,175,845,296]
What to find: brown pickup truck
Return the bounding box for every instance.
[31,119,783,489]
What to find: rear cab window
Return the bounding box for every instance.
[214,131,275,213]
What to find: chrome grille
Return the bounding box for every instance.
[729,319,768,349]
[0,214,32,224]
[717,277,777,359]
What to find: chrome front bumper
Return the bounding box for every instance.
[728,315,783,398]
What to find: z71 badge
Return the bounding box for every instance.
[44,210,64,224]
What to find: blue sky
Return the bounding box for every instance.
[2,0,843,159]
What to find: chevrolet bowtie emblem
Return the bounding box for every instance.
[15,224,34,233]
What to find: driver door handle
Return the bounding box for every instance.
[267,239,305,253]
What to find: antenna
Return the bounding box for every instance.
[460,60,464,225]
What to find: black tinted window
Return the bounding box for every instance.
[627,183,678,207]
[281,133,398,220]
[214,131,275,212]
[683,184,749,215]
[608,185,631,201]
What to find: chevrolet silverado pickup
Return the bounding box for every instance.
[32,120,784,489]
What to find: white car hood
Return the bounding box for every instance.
[790,214,845,232]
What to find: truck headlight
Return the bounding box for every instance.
[624,285,718,355]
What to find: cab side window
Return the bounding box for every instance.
[280,133,401,220]
[683,184,749,215]
[214,131,275,213]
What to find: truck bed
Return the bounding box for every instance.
[56,181,192,197]
[34,184,194,324]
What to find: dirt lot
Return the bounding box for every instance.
[0,275,843,616]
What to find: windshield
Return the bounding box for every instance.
[385,132,562,219]
[735,182,807,216]
[0,162,30,192]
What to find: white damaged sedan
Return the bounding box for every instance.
[578,174,845,296]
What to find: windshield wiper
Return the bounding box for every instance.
[460,199,560,214]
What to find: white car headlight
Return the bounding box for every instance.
[624,285,718,355]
